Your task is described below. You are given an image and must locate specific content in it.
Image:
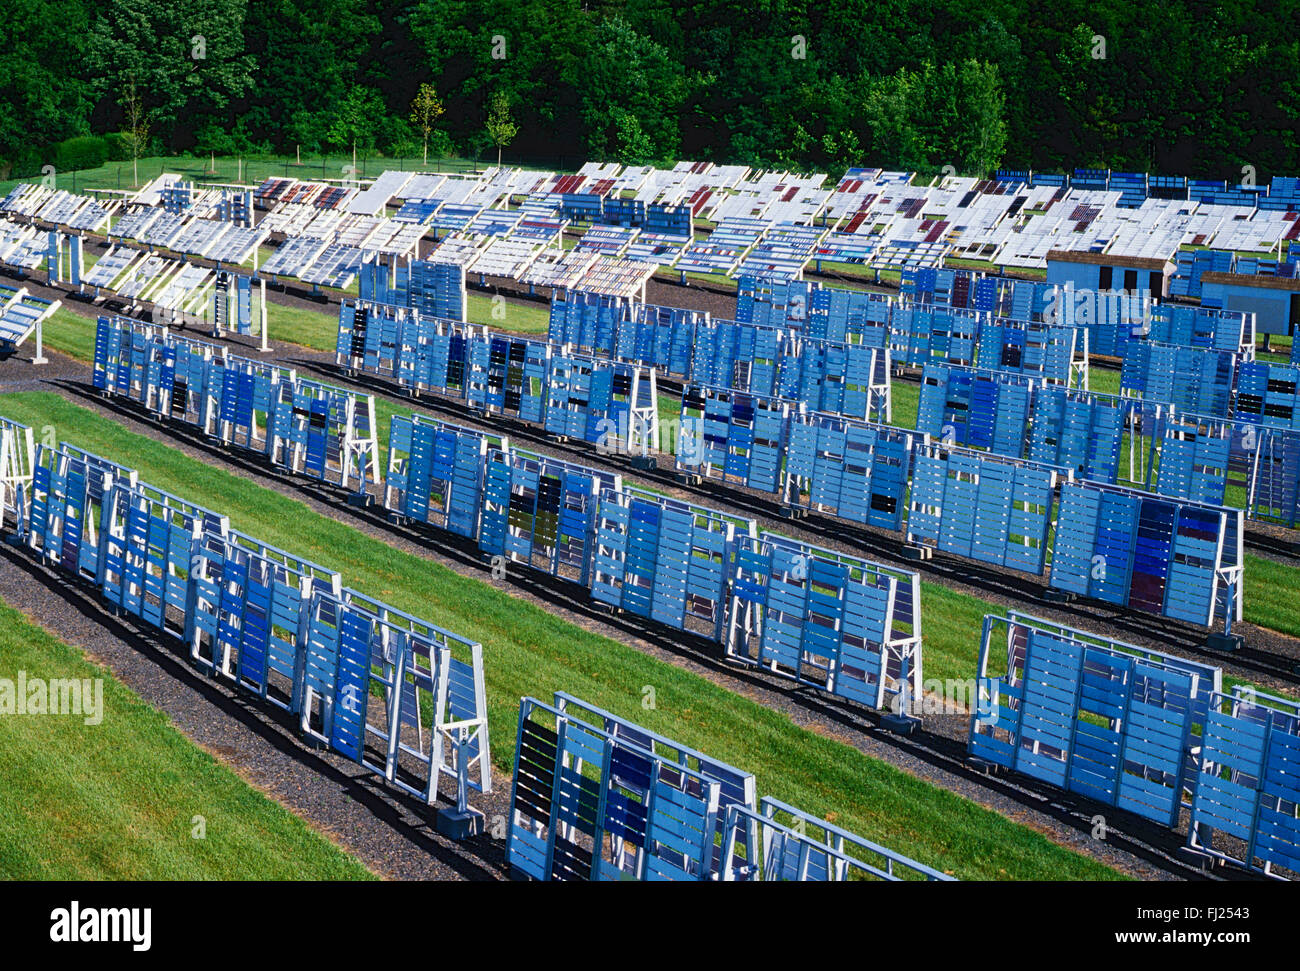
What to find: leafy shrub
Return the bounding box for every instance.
[1,146,47,180]
[377,117,419,158]
[427,129,456,160]
[103,132,133,162]
[54,135,108,172]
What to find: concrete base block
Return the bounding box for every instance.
[1204,632,1244,653]
[880,713,922,736]
[437,808,485,841]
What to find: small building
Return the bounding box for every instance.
[1199,271,1300,337]
[1045,249,1175,299]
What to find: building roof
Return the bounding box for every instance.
[1200,271,1300,293]
[1045,249,1174,272]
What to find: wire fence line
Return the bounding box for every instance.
[4,152,591,196]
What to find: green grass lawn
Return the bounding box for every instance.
[1089,366,1121,397]
[0,152,495,197]
[263,290,549,350]
[893,380,919,430]
[0,595,374,879]
[1239,556,1300,637]
[0,390,1122,880]
[32,307,97,361]
[263,300,339,350]
[32,307,108,362]
[656,268,739,291]
[466,292,551,334]
[1259,333,1291,355]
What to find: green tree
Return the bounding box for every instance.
[862,59,1007,175]
[947,60,1008,177]
[120,74,153,187]
[410,82,445,166]
[87,0,254,148]
[327,85,385,176]
[484,90,518,167]
[862,67,932,171]
[611,111,654,166]
[0,0,92,172]
[242,0,378,153]
[3,0,1300,185]
[407,0,593,157]
[576,17,687,162]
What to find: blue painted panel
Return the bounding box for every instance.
[329,606,372,761]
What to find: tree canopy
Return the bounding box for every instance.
[1,0,1296,180]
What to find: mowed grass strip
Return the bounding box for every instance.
[1238,556,1300,639]
[29,307,97,363]
[262,291,550,349]
[0,595,374,880]
[0,391,1119,880]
